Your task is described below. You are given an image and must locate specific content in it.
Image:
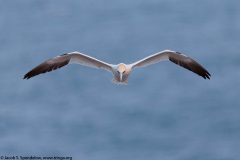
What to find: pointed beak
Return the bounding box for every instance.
[120,73,123,82]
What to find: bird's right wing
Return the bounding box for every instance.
[24,52,113,79]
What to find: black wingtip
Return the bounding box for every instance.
[23,73,31,80]
[23,74,27,79]
[23,76,30,80]
[201,70,211,80]
[23,57,70,80]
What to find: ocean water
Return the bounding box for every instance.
[0,0,240,159]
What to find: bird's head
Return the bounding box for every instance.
[117,63,126,81]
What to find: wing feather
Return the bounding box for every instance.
[131,50,211,79]
[24,52,112,79]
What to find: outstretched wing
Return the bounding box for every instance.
[131,50,211,79]
[24,52,113,79]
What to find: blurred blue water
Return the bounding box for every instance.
[0,0,240,159]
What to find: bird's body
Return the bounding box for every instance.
[24,50,211,84]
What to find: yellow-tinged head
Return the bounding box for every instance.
[117,63,127,81]
[117,63,126,74]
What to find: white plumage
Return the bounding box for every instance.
[24,50,211,84]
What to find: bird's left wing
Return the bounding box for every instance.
[130,50,211,79]
[24,52,113,79]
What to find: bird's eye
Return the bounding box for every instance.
[117,71,120,74]
[123,71,126,73]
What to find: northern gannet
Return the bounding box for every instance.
[24,50,211,84]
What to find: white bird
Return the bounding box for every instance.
[24,50,211,84]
